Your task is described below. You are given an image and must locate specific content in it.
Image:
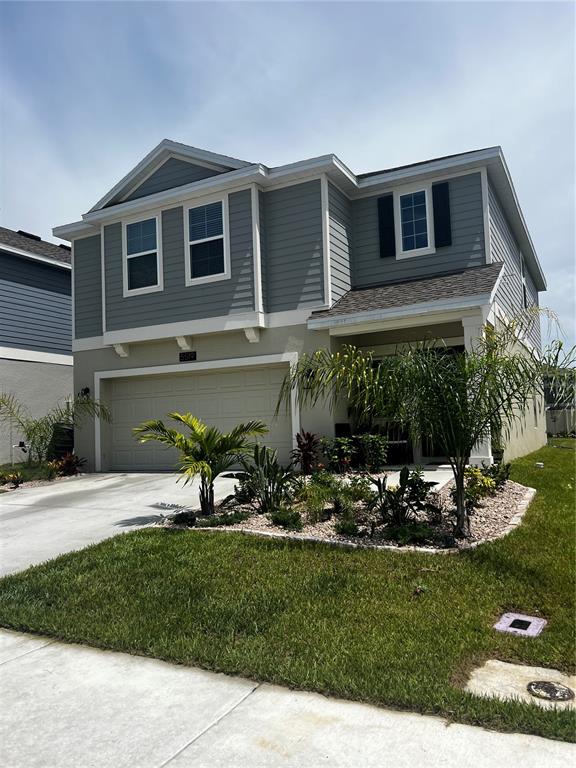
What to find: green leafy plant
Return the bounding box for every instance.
[368,467,437,530]
[134,414,268,515]
[387,522,434,546]
[320,437,355,473]
[452,465,496,512]
[482,460,511,489]
[239,446,298,516]
[355,434,388,472]
[50,453,87,477]
[197,509,251,527]
[270,507,303,531]
[347,474,374,503]
[291,430,320,475]
[0,471,23,488]
[334,517,359,536]
[0,393,110,465]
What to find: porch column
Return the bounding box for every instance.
[462,315,493,466]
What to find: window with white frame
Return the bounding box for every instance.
[186,200,228,283]
[399,190,429,252]
[124,217,161,293]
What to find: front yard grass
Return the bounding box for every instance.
[0,461,53,483]
[0,440,574,741]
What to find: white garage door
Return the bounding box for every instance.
[105,364,293,471]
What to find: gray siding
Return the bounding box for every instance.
[74,235,102,339]
[328,182,352,302]
[352,172,485,287]
[262,180,324,311]
[0,250,71,354]
[104,189,254,331]
[489,181,540,347]
[120,158,221,203]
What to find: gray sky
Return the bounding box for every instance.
[1,1,574,346]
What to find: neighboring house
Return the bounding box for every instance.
[0,227,72,464]
[53,140,547,472]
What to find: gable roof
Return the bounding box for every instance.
[90,139,252,212]
[0,227,71,267]
[310,263,504,325]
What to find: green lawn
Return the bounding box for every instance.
[0,441,574,741]
[0,461,53,483]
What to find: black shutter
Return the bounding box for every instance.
[432,182,452,248]
[377,195,395,258]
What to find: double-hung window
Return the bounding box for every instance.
[185,199,230,285]
[394,184,434,258]
[123,217,162,296]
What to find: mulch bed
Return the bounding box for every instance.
[158,479,535,552]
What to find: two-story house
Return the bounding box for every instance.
[0,227,72,464]
[53,141,546,472]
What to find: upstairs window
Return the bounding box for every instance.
[123,217,162,296]
[185,199,230,285]
[399,190,429,252]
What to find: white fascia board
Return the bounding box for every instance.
[307,293,493,331]
[0,243,71,269]
[0,346,73,366]
[53,220,101,241]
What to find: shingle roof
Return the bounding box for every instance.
[357,147,497,179]
[0,227,71,265]
[312,263,504,320]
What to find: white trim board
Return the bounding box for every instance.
[93,351,300,471]
[320,174,332,306]
[0,346,73,366]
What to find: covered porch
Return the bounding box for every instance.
[308,264,505,466]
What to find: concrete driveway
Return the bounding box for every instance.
[0,472,237,576]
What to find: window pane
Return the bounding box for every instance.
[189,202,223,242]
[127,218,157,255]
[415,233,428,249]
[399,190,428,251]
[128,252,158,290]
[190,238,224,278]
[412,190,425,206]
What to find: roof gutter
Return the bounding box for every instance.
[0,243,71,270]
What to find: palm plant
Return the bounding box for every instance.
[0,392,110,465]
[278,319,574,537]
[133,414,268,515]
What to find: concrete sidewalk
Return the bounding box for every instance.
[0,629,572,768]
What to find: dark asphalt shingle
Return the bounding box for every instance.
[312,263,504,319]
[0,227,71,265]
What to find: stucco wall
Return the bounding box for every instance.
[0,358,72,464]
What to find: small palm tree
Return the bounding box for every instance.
[133,413,268,515]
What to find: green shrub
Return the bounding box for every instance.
[171,510,198,526]
[240,446,297,515]
[270,508,303,531]
[482,460,511,489]
[347,474,374,503]
[452,466,496,511]
[320,437,355,473]
[369,467,436,529]
[387,521,434,546]
[355,434,388,472]
[334,518,359,536]
[198,509,251,527]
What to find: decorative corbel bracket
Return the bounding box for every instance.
[244,327,260,343]
[113,343,129,358]
[175,335,193,351]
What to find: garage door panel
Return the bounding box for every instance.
[105,364,292,471]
